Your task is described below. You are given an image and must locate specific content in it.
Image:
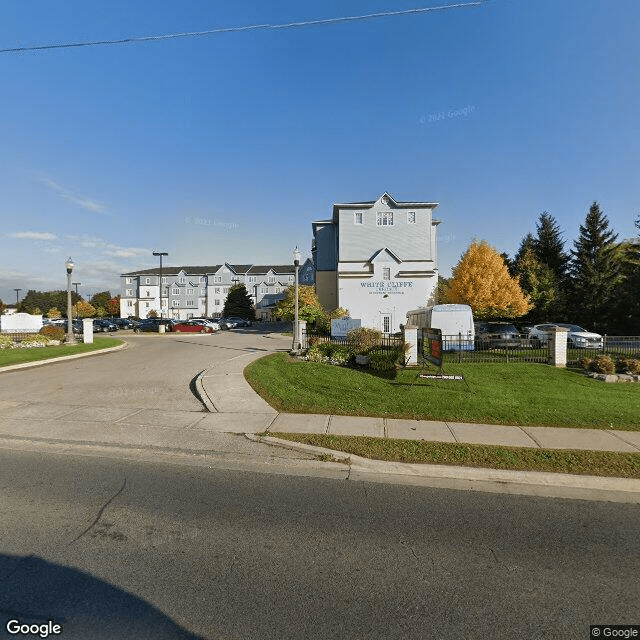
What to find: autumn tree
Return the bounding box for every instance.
[446,240,531,319]
[47,307,62,319]
[223,284,256,321]
[569,202,622,333]
[274,285,325,324]
[106,296,121,316]
[72,300,97,318]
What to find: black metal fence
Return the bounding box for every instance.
[300,328,640,366]
[301,329,403,351]
[430,334,549,364]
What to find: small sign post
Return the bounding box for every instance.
[413,327,465,384]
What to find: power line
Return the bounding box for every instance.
[0,2,485,54]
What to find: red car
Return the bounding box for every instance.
[172,320,215,333]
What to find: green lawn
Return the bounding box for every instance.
[245,353,640,430]
[0,337,123,367]
[267,433,640,479]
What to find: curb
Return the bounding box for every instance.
[194,370,217,413]
[0,341,127,373]
[246,434,640,496]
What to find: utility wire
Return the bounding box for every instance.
[0,2,485,54]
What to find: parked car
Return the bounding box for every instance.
[215,317,238,330]
[133,318,174,333]
[189,318,221,331]
[474,322,522,349]
[112,318,135,329]
[528,323,603,349]
[226,316,252,327]
[173,320,217,333]
[93,319,118,332]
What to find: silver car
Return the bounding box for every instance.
[528,323,603,349]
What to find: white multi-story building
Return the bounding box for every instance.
[120,260,315,321]
[312,192,440,334]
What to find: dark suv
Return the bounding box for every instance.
[133,318,174,333]
[475,322,521,349]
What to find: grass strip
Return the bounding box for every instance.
[268,433,640,479]
[0,337,123,368]
[244,353,640,430]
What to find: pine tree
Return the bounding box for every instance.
[513,247,558,322]
[447,240,531,319]
[511,233,536,276]
[223,284,256,321]
[533,212,569,281]
[569,202,622,332]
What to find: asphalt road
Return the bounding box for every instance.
[0,329,276,411]
[0,447,638,640]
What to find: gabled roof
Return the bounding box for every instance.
[370,247,402,264]
[246,265,296,275]
[331,192,439,221]
[121,265,222,277]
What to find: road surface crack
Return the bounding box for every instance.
[68,478,127,545]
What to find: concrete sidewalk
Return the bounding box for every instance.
[195,342,640,454]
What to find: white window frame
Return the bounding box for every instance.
[126,277,132,284]
[172,288,180,295]
[179,277,186,284]
[382,268,391,281]
[407,211,416,224]
[248,276,256,283]
[354,211,363,225]
[145,277,151,284]
[376,211,394,226]
[382,314,391,334]
[161,277,167,284]
[126,289,133,296]
[172,300,180,307]
[187,288,194,295]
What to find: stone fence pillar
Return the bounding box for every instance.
[82,318,94,344]
[549,326,568,367]
[403,324,419,366]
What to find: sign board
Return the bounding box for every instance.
[0,313,43,333]
[422,327,443,367]
[331,317,361,338]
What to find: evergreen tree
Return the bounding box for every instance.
[511,233,536,276]
[612,238,640,334]
[533,212,569,281]
[513,247,558,322]
[223,284,256,321]
[569,202,622,332]
[446,240,531,319]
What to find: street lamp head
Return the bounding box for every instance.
[293,247,301,266]
[65,257,75,274]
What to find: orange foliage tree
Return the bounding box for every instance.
[446,240,531,319]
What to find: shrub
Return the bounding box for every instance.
[330,345,354,366]
[347,327,383,354]
[577,357,593,370]
[616,357,640,375]
[367,345,404,374]
[0,335,14,349]
[21,334,50,345]
[40,325,65,341]
[588,355,615,375]
[306,344,324,362]
[317,342,335,357]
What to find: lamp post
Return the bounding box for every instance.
[13,289,21,306]
[153,251,168,318]
[292,247,301,352]
[65,257,77,345]
[72,282,81,295]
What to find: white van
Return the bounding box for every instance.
[406,304,475,351]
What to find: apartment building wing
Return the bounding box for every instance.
[120,261,314,321]
[312,192,441,334]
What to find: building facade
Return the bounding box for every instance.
[312,193,440,334]
[120,260,315,321]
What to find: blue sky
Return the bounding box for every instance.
[1,0,638,304]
